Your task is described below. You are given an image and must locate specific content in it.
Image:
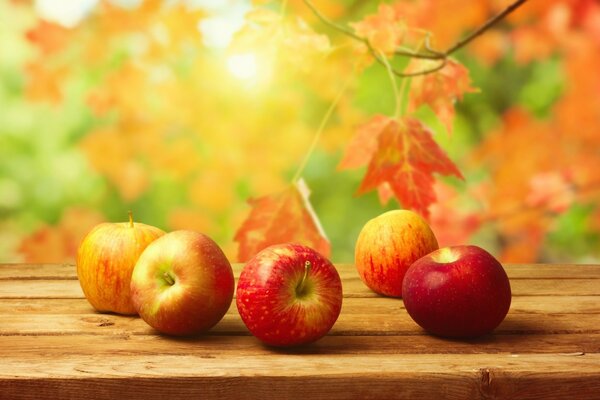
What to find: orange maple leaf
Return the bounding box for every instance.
[408,59,477,135]
[338,114,390,169]
[26,20,70,56]
[342,115,463,217]
[351,4,407,54]
[234,179,330,262]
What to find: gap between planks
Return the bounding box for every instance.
[1,263,600,280]
[0,296,599,314]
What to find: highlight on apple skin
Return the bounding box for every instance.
[76,214,165,315]
[354,209,439,298]
[236,243,343,347]
[402,245,512,338]
[130,230,235,336]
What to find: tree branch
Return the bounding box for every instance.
[303,0,529,76]
[446,0,528,55]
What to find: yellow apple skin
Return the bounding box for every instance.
[355,210,439,297]
[77,221,165,314]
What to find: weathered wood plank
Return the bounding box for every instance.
[3,373,599,400]
[1,354,599,400]
[0,264,76,280]
[1,310,598,336]
[1,263,600,280]
[1,296,599,315]
[0,280,84,298]
[1,263,599,400]
[2,277,599,299]
[1,333,599,357]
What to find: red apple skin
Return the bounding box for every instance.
[130,230,234,336]
[236,243,343,347]
[402,245,512,338]
[77,219,165,315]
[355,210,439,298]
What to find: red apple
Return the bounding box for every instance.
[130,230,234,336]
[355,210,439,297]
[77,212,165,315]
[236,243,343,347]
[402,245,512,338]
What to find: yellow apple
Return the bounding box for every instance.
[355,209,438,297]
[76,213,165,314]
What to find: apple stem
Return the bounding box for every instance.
[128,210,134,228]
[163,272,175,286]
[296,261,312,296]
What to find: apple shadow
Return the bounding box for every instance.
[496,312,547,335]
[421,312,545,346]
[261,341,328,355]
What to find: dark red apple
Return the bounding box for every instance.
[236,243,343,347]
[402,245,511,338]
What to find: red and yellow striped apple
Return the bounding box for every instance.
[355,210,438,297]
[236,243,343,347]
[130,230,234,336]
[76,213,165,314]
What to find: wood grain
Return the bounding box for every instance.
[1,310,598,336]
[1,333,600,356]
[2,277,599,299]
[0,263,599,400]
[1,295,599,315]
[1,354,599,400]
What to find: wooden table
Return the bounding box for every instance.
[0,263,599,400]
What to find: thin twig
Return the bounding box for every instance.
[402,58,448,77]
[304,0,529,76]
[304,0,432,77]
[378,50,402,118]
[303,0,363,42]
[446,0,528,55]
[394,48,441,60]
[291,72,354,183]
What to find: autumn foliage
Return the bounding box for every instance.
[2,0,600,264]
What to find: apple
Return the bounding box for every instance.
[402,245,512,338]
[77,212,165,315]
[355,209,439,297]
[130,230,234,336]
[236,243,343,347]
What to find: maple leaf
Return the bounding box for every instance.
[351,4,407,55]
[408,59,477,135]
[338,115,402,206]
[234,179,330,262]
[343,116,463,217]
[338,114,390,169]
[26,20,70,56]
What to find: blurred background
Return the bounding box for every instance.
[1,0,599,264]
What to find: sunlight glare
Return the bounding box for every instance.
[35,0,98,28]
[226,53,259,81]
